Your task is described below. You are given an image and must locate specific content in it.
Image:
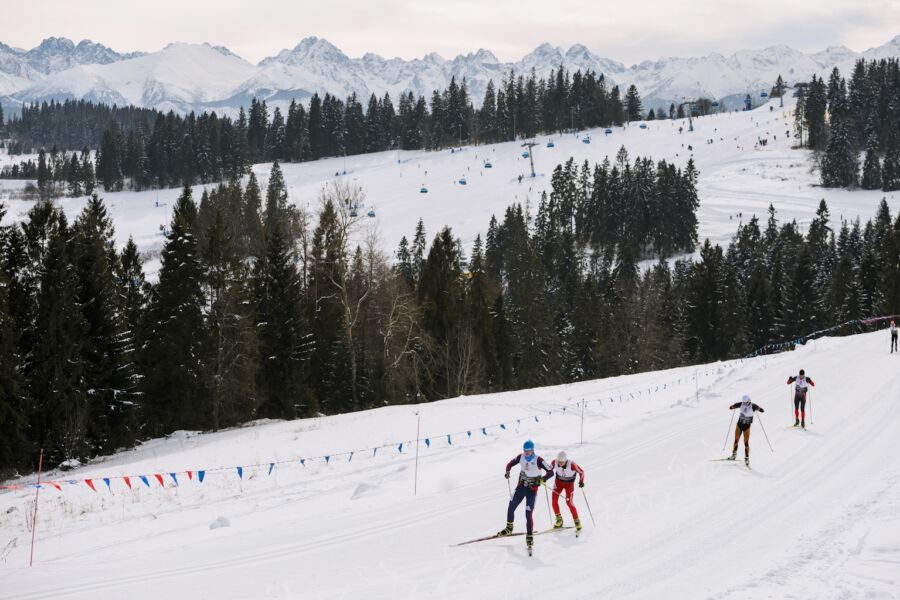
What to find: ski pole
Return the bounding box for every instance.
[756,414,774,453]
[809,389,813,425]
[580,487,596,527]
[507,476,512,501]
[542,480,554,523]
[722,409,736,451]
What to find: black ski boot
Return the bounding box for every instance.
[801,419,806,430]
[727,451,737,461]
[794,418,800,427]
[744,456,750,467]
[526,534,534,555]
[497,521,513,536]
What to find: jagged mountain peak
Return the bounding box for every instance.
[259,36,349,67]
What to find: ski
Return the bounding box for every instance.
[452,532,525,546]
[453,526,573,547]
[544,526,575,534]
[711,458,751,470]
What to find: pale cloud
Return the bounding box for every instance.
[3,0,899,64]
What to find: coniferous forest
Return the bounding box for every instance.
[1,68,628,193]
[795,58,900,190]
[2,129,900,475]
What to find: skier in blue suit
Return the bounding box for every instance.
[498,440,553,551]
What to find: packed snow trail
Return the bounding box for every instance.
[2,330,899,599]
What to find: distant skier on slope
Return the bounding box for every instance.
[550,451,584,533]
[498,440,553,552]
[728,394,765,466]
[787,369,815,428]
[891,320,898,353]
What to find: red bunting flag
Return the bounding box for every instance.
[85,479,97,492]
[123,476,132,489]
[187,471,193,480]
[154,473,165,487]
[48,481,62,491]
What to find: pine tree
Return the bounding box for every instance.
[821,116,859,188]
[27,207,86,464]
[804,76,828,150]
[203,207,259,430]
[0,207,25,473]
[255,170,307,418]
[625,85,642,122]
[71,194,137,454]
[307,199,351,412]
[140,184,207,436]
[861,134,882,190]
[97,121,125,191]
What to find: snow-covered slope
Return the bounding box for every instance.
[2,324,898,599]
[5,35,900,116]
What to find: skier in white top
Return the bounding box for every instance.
[728,394,765,466]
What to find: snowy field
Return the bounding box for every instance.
[2,328,899,599]
[1,96,898,279]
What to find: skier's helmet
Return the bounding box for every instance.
[799,369,805,376]
[557,451,568,464]
[523,440,535,452]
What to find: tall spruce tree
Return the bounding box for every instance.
[255,165,308,418]
[71,194,137,454]
[140,184,207,436]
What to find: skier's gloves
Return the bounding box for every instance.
[578,481,585,488]
[504,472,510,479]
[759,408,765,412]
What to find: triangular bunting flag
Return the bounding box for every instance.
[85,479,97,492]
[103,478,111,491]
[154,473,165,487]
[48,481,62,491]
[198,471,205,483]
[187,471,193,480]
[447,434,452,445]
[169,473,178,486]
[123,476,132,489]
[425,438,430,448]
[268,463,275,476]
[324,456,330,464]
[139,475,150,488]
[348,452,353,462]
[236,467,243,479]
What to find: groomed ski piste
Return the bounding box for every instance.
[2,95,899,279]
[2,328,900,599]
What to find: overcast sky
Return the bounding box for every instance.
[4,0,899,64]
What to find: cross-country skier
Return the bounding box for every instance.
[891,320,898,353]
[787,369,815,428]
[498,440,553,552]
[550,451,584,533]
[728,394,765,466]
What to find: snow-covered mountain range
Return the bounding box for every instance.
[2,35,900,116]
